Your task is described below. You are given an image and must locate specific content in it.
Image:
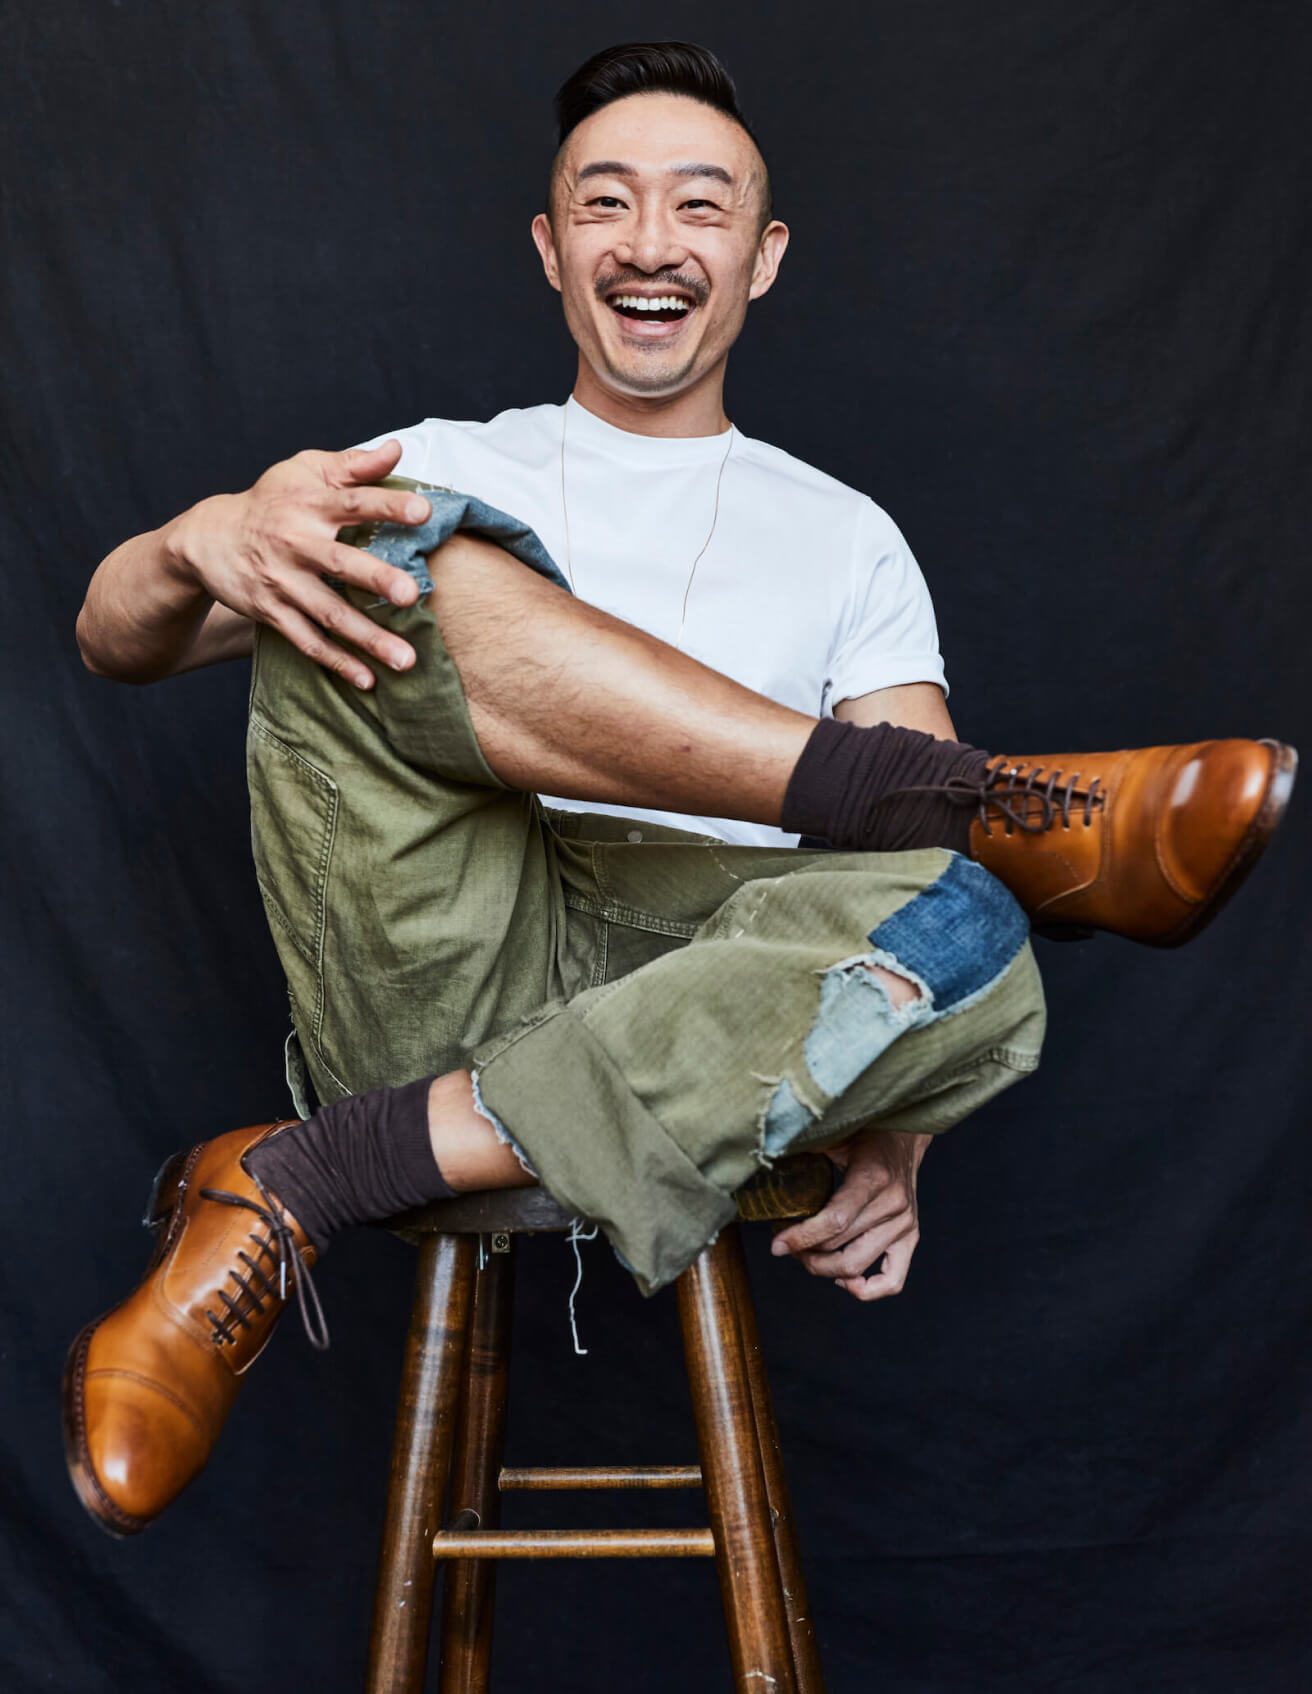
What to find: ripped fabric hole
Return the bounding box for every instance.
[760,957,935,1158]
[759,856,1030,1162]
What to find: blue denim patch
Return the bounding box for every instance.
[866,854,1028,1015]
[759,856,1028,1161]
[360,488,571,597]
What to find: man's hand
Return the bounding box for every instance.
[171,441,430,688]
[770,1127,932,1301]
[79,439,438,687]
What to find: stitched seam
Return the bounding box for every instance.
[934,1044,1042,1079]
[707,845,752,882]
[561,893,701,938]
[991,1046,1042,1071]
[82,1369,208,1436]
[256,882,315,965]
[313,1050,351,1098]
[248,716,340,1052]
[66,1327,151,1534]
[591,915,610,988]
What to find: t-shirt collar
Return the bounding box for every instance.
[562,394,735,467]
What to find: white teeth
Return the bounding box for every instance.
[610,293,691,313]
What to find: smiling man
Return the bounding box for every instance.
[66,42,1293,1536]
[536,87,779,414]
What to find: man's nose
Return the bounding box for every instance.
[613,205,688,274]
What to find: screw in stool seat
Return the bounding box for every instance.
[364,1156,834,1693]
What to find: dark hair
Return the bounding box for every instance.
[555,41,759,148]
[550,42,771,224]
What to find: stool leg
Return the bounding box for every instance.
[719,1228,826,1693]
[678,1225,798,1694]
[365,1234,476,1694]
[437,1242,516,1693]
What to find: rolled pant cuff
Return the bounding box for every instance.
[472,1004,737,1296]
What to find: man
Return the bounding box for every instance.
[65,42,1293,1537]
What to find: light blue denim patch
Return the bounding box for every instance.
[359,487,571,597]
[760,854,1028,1156]
[760,968,935,1156]
[760,1076,812,1155]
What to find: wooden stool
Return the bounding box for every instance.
[364,1157,833,1694]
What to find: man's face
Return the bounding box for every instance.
[532,93,788,402]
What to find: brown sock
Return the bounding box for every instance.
[780,719,993,854]
[246,1075,452,1252]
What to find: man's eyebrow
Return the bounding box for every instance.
[668,162,734,186]
[573,160,735,188]
[576,160,638,183]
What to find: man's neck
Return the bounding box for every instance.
[571,358,731,438]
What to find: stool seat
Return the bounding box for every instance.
[389,1150,834,1239]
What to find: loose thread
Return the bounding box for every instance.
[566,1218,600,1356]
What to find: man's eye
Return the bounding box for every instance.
[681,199,717,211]
[588,196,626,209]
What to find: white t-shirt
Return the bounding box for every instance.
[361,398,946,848]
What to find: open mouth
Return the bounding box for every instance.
[605,291,695,325]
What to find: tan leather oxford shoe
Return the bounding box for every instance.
[63,1121,325,1537]
[968,738,1296,945]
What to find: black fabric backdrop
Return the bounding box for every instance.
[3,2,1309,1689]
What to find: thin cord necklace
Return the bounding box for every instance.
[559,401,736,650]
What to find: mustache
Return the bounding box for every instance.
[594,270,709,307]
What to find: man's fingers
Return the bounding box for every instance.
[326,540,421,608]
[323,482,432,532]
[785,1191,910,1258]
[771,1176,899,1256]
[261,601,377,691]
[328,439,405,484]
[799,1216,917,1282]
[836,1233,919,1303]
[289,580,417,675]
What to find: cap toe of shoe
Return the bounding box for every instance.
[77,1366,212,1531]
[1158,739,1280,903]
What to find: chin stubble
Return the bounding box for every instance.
[604,345,703,393]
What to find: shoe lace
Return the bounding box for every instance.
[197,1173,330,1351]
[872,758,1105,838]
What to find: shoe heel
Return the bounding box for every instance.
[141,1149,190,1231]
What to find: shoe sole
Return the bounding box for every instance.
[1154,739,1299,948]
[62,1320,147,1538]
[62,1148,195,1539]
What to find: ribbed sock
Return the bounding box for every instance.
[781,719,993,854]
[246,1074,452,1252]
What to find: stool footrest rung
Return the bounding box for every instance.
[498,1465,702,1491]
[432,1527,715,1559]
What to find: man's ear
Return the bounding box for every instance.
[531,213,562,293]
[748,220,790,302]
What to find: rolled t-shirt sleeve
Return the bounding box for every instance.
[823,498,948,710]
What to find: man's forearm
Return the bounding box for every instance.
[77,499,238,683]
